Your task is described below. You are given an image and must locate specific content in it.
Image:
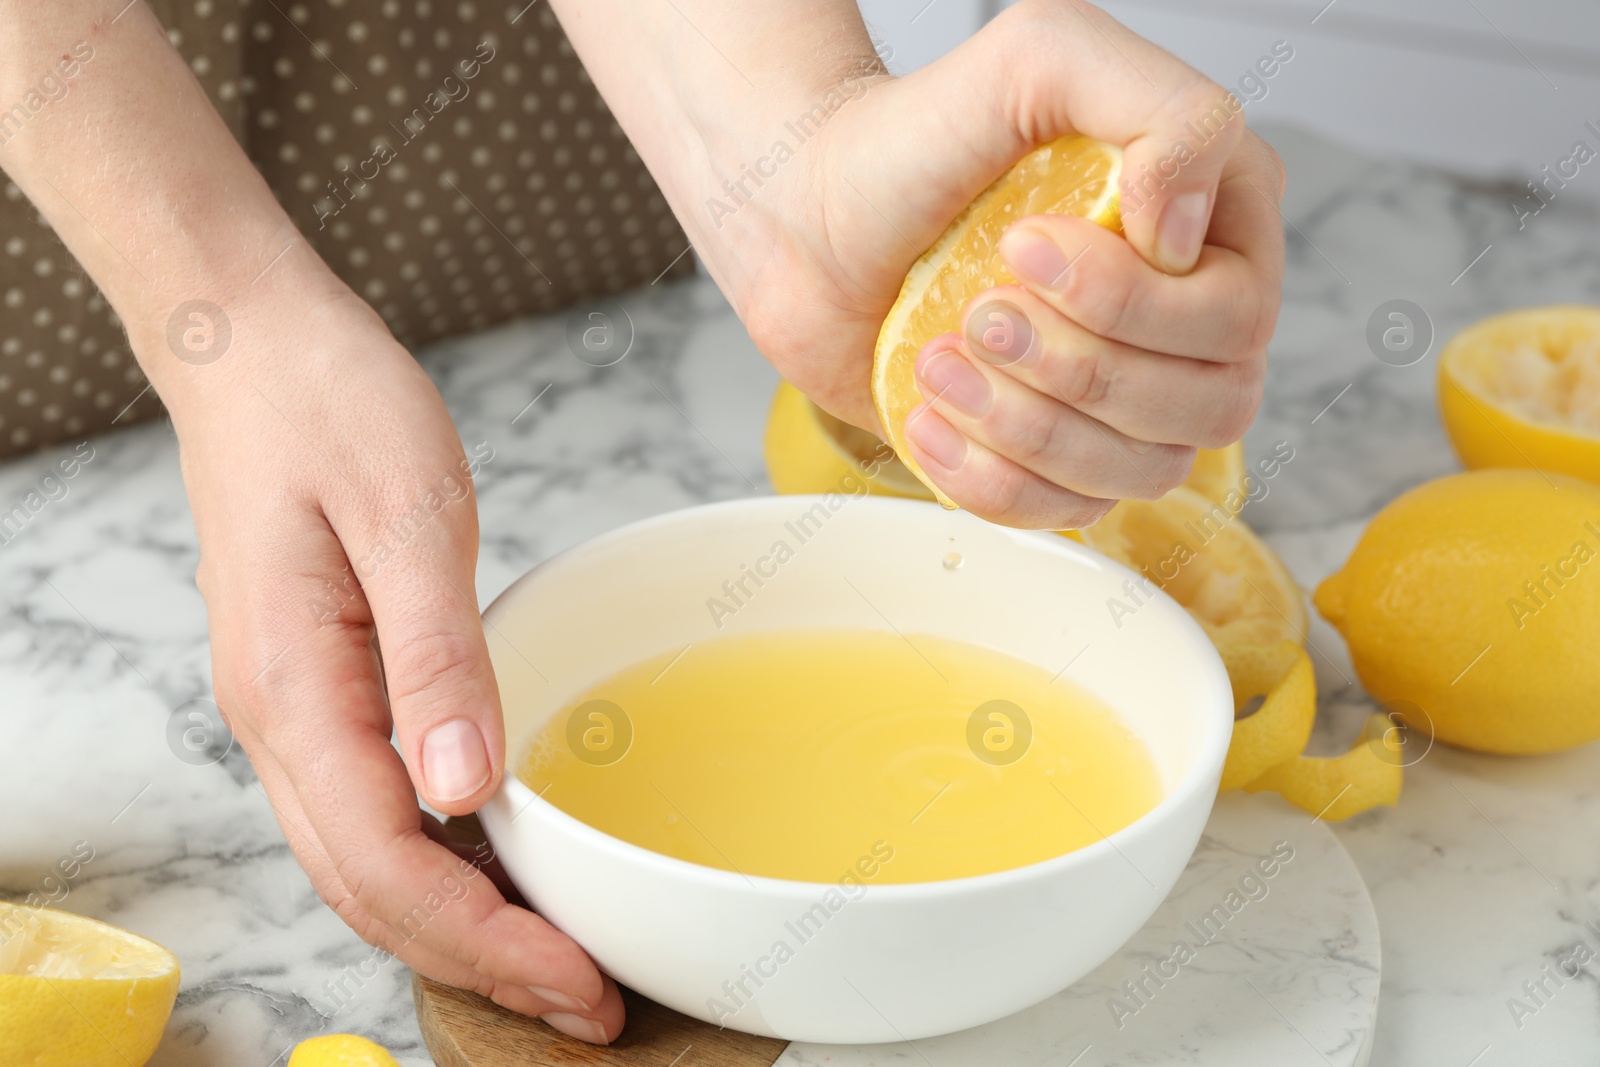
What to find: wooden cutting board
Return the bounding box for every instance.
[412,814,788,1067]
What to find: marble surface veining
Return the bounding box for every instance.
[3,120,1600,1065]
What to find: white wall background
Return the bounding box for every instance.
[856,0,1600,181]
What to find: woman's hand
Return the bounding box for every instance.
[741,4,1284,529]
[556,0,1286,530]
[3,5,620,1041]
[132,270,623,1044]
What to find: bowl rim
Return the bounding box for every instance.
[483,494,1233,899]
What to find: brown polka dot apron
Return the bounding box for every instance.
[0,1,692,460]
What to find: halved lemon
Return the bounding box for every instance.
[1438,304,1600,483]
[871,135,1123,504]
[764,381,930,499]
[1076,485,1307,650]
[0,903,180,1067]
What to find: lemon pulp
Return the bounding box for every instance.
[517,629,1162,883]
[0,903,179,1067]
[1438,304,1600,483]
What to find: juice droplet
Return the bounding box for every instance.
[943,553,963,571]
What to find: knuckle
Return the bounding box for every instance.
[741,287,797,367]
[386,627,484,709]
[1154,446,1198,494]
[339,831,415,928]
[1004,401,1066,465]
[1051,345,1113,409]
[1058,261,1133,339]
[1265,147,1288,202]
[993,0,1063,40]
[329,885,389,949]
[341,857,383,919]
[215,658,273,731]
[1200,361,1265,447]
[962,461,1033,524]
[1245,284,1281,355]
[1250,132,1289,202]
[1169,75,1243,139]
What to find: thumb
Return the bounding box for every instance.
[350,477,505,815]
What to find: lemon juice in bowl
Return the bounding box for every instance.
[477,496,1233,1043]
[516,628,1162,883]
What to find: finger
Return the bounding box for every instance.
[247,742,624,1041]
[902,403,1117,530]
[996,125,1285,358]
[913,336,1193,500]
[960,286,1263,447]
[257,620,609,1013]
[213,513,612,1021]
[988,218,1271,363]
[419,811,527,908]
[1205,128,1290,263]
[331,451,504,815]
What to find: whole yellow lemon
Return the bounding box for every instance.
[288,1033,402,1067]
[1315,469,1600,754]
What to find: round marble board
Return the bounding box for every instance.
[418,793,1379,1066]
[777,793,1380,1067]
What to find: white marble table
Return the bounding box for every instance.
[3,121,1599,1065]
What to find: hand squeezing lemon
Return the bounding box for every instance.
[778,131,1600,823]
[870,135,1123,506]
[872,136,1391,817]
[770,133,1399,821]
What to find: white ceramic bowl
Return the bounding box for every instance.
[480,495,1232,1044]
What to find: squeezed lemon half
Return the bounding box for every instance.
[1076,485,1308,651]
[0,903,179,1067]
[764,379,930,499]
[1438,304,1600,483]
[870,134,1123,504]
[1068,489,1398,817]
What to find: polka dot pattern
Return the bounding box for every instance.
[0,0,692,460]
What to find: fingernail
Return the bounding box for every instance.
[1000,225,1071,288]
[542,1012,609,1044]
[530,986,591,1013]
[906,407,967,471]
[917,349,991,417]
[421,719,490,803]
[1157,191,1210,273]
